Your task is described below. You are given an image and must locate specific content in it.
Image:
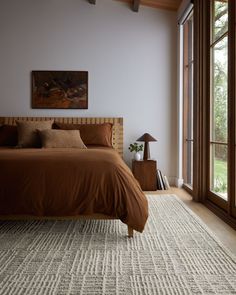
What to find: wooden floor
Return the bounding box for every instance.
[145,188,236,256]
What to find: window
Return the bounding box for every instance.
[183,12,194,188]
[189,0,236,226]
[209,0,229,201]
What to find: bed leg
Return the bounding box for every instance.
[128,226,133,238]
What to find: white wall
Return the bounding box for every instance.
[0,0,178,182]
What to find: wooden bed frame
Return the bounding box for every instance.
[0,116,134,237]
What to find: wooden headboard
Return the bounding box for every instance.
[0,117,124,157]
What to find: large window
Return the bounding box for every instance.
[183,12,194,188]
[209,0,229,202]
[185,0,236,227]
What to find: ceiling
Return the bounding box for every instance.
[117,0,182,11]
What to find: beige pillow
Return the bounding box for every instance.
[54,122,113,147]
[16,120,54,148]
[38,129,87,148]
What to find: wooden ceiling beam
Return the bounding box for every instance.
[118,0,181,11]
[88,0,181,11]
[133,0,140,12]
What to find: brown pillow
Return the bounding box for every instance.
[0,125,18,146]
[16,120,54,147]
[38,129,87,148]
[54,122,113,147]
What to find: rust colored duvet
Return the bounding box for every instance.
[0,147,148,232]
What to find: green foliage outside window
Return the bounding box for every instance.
[212,1,228,194]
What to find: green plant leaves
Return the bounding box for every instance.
[128,142,143,152]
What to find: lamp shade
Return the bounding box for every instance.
[136,133,157,142]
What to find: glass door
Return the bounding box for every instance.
[208,0,229,209]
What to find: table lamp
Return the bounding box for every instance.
[137,133,157,160]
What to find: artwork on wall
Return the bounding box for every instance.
[32,71,88,109]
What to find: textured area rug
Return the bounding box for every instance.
[0,195,236,295]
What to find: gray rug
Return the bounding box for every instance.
[0,195,236,295]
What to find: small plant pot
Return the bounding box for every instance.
[134,152,142,161]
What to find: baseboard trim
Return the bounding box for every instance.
[167,177,184,188]
[175,178,184,188]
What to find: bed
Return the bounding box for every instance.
[0,117,148,237]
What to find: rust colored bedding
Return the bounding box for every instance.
[0,147,148,232]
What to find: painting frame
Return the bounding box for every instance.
[31,70,88,109]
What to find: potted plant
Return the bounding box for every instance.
[128,142,143,161]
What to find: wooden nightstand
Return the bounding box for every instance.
[132,160,157,191]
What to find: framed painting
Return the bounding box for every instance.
[32,71,88,109]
